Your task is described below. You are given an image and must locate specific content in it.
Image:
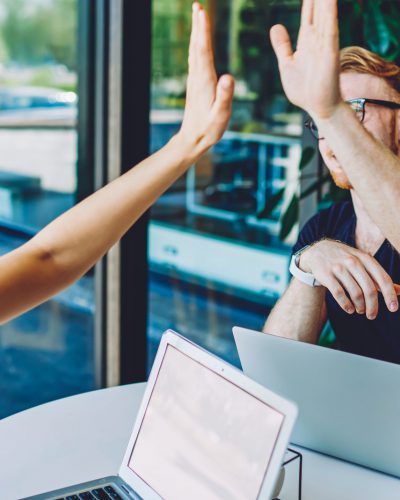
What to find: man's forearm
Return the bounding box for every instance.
[263,279,327,343]
[316,102,400,252]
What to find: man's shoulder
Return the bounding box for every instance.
[295,200,354,249]
[313,200,354,229]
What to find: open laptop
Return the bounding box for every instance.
[26,330,297,500]
[233,326,400,478]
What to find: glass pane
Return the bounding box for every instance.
[0,0,95,418]
[148,0,301,369]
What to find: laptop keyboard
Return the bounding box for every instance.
[56,485,124,500]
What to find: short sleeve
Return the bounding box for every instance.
[292,212,322,255]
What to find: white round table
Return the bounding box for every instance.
[0,383,399,500]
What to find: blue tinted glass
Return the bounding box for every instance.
[0,0,95,417]
[148,0,301,370]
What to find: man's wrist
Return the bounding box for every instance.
[298,247,312,273]
[312,100,353,136]
[290,245,321,287]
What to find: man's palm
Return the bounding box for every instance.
[270,0,342,120]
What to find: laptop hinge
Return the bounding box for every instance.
[120,482,141,499]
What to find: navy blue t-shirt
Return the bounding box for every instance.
[293,200,400,364]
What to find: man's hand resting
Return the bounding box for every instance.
[299,240,400,319]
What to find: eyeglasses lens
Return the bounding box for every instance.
[349,100,364,121]
[310,121,319,139]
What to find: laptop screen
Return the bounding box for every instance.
[128,345,284,499]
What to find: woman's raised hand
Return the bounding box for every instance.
[177,2,234,157]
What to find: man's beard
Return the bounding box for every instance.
[330,170,353,190]
[328,116,399,191]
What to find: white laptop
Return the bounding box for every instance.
[26,330,297,500]
[233,326,400,478]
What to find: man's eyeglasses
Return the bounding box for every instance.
[304,98,400,140]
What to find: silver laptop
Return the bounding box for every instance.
[233,326,400,478]
[26,330,297,500]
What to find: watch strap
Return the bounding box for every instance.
[289,247,321,287]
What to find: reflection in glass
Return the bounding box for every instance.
[0,0,95,418]
[148,0,302,369]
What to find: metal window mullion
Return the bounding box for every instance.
[105,0,124,387]
[93,0,111,389]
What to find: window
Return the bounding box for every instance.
[0,0,95,418]
[148,0,302,368]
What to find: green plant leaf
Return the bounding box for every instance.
[339,0,363,47]
[318,321,337,348]
[300,173,331,200]
[299,146,316,171]
[380,15,400,61]
[364,0,391,55]
[279,194,299,241]
[257,187,285,219]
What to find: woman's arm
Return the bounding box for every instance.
[0,2,234,324]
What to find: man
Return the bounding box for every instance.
[264,0,400,363]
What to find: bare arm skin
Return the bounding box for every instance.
[300,239,400,319]
[317,104,400,253]
[0,3,235,324]
[270,0,400,253]
[263,278,327,343]
[264,237,400,340]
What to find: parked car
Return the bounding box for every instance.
[0,87,77,127]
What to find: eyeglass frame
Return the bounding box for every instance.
[304,98,400,140]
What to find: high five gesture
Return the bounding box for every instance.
[0,3,234,323]
[270,0,341,121]
[179,2,234,157]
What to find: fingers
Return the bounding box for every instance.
[312,242,398,319]
[329,253,398,320]
[189,3,200,67]
[197,6,217,80]
[198,6,213,54]
[215,75,234,105]
[182,2,232,151]
[317,0,339,44]
[348,264,379,320]
[333,267,365,314]
[300,0,314,26]
[322,0,339,33]
[323,274,355,315]
[270,24,294,65]
[210,75,234,139]
[358,254,399,313]
[188,3,216,87]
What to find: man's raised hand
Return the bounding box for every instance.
[270,0,342,121]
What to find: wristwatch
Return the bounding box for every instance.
[289,245,321,287]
